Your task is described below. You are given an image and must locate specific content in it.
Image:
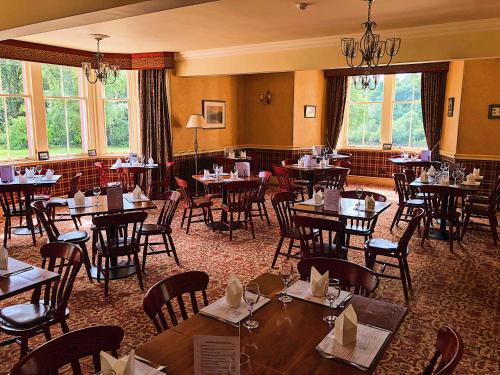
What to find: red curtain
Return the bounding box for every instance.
[325,76,348,149]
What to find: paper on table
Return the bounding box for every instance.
[194,335,240,375]
[108,187,124,210]
[301,198,323,207]
[286,280,350,308]
[316,323,391,370]
[324,189,340,211]
[200,295,270,326]
[0,258,33,277]
[124,193,150,203]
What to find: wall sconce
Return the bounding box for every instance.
[259,91,272,105]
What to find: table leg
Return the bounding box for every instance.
[208,184,243,231]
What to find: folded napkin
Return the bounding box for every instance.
[19,174,28,183]
[25,168,35,178]
[148,157,154,165]
[439,176,450,186]
[334,305,358,346]
[466,173,476,184]
[473,167,480,178]
[225,274,243,308]
[428,165,436,176]
[240,150,247,158]
[45,169,54,179]
[364,195,375,212]
[420,169,428,183]
[100,350,135,375]
[310,266,329,297]
[228,152,236,159]
[281,160,286,166]
[230,171,238,180]
[132,185,142,199]
[74,190,85,206]
[203,169,210,179]
[313,190,323,205]
[0,247,8,270]
[331,149,338,156]
[298,159,305,168]
[116,158,122,167]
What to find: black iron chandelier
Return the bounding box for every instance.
[341,0,401,90]
[81,34,119,85]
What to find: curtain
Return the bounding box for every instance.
[325,76,348,149]
[139,69,173,183]
[421,71,447,160]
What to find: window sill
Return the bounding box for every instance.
[0,154,125,166]
[339,146,427,153]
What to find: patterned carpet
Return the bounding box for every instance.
[0,184,499,374]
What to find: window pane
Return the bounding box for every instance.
[349,76,384,102]
[347,103,381,146]
[42,64,62,97]
[0,97,29,160]
[45,99,83,155]
[104,71,128,99]
[395,73,421,101]
[0,59,24,95]
[62,67,80,97]
[392,103,426,148]
[105,100,129,152]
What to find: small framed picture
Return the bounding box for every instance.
[202,100,226,129]
[37,151,49,161]
[88,149,97,157]
[488,104,500,119]
[383,143,392,150]
[304,105,316,118]
[447,97,455,117]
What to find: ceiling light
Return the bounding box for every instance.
[81,34,119,85]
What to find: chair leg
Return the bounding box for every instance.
[96,254,102,282]
[79,242,93,282]
[229,212,234,241]
[60,320,70,334]
[271,236,285,268]
[19,336,29,359]
[3,218,8,248]
[403,256,412,290]
[461,213,470,240]
[448,223,454,253]
[142,235,149,272]
[43,326,52,341]
[180,208,187,228]
[248,212,255,239]
[421,216,431,246]
[167,233,180,265]
[257,203,264,221]
[72,216,79,230]
[186,209,193,234]
[286,238,294,259]
[262,202,271,226]
[390,207,402,231]
[104,257,110,297]
[134,253,144,291]
[488,214,498,246]
[398,258,410,303]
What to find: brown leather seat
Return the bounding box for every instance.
[57,230,89,243]
[140,223,172,234]
[46,197,67,206]
[364,238,398,255]
[0,304,69,328]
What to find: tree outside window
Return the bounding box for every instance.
[103,71,129,153]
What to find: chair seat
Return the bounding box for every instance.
[139,223,170,234]
[205,193,222,200]
[221,203,249,213]
[283,227,319,240]
[305,243,347,260]
[290,183,305,192]
[193,198,213,208]
[0,303,54,329]
[406,199,425,206]
[47,197,68,206]
[57,230,89,243]
[345,224,371,236]
[293,179,310,186]
[464,203,490,215]
[366,238,398,253]
[466,195,489,204]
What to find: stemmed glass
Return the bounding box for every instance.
[14,166,21,176]
[125,156,130,165]
[35,165,42,178]
[323,278,341,325]
[243,283,261,330]
[452,169,460,186]
[278,263,294,304]
[213,164,218,175]
[355,187,364,210]
[93,186,102,207]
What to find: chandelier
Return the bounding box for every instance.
[81,34,119,85]
[340,0,401,90]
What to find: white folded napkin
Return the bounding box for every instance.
[148,157,154,165]
[466,173,476,184]
[230,171,238,180]
[0,247,8,270]
[331,149,337,156]
[428,165,436,176]
[364,195,375,212]
[116,158,122,167]
[298,159,305,168]
[313,190,323,205]
[100,350,135,375]
[74,190,85,206]
[19,174,28,183]
[228,152,236,159]
[225,275,243,308]
[420,169,428,183]
[25,168,35,178]
[45,169,54,179]
[281,160,286,166]
[132,185,142,199]
[203,169,210,179]
[334,305,358,346]
[473,167,480,178]
[240,150,247,158]
[310,266,329,297]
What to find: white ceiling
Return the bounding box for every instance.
[17,0,500,53]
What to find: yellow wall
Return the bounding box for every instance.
[292,70,325,148]
[440,60,464,156]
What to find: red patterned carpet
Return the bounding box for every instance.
[0,184,499,374]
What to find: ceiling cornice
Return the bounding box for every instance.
[176,17,500,61]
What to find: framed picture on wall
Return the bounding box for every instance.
[88,149,97,157]
[488,104,500,119]
[38,151,49,161]
[304,105,316,118]
[202,100,226,129]
[447,97,455,117]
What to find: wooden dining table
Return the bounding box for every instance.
[136,273,407,374]
[284,164,337,198]
[66,195,156,280]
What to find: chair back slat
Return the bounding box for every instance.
[94,162,109,187]
[394,173,411,204]
[175,177,196,208]
[273,165,293,192]
[158,191,181,227]
[67,172,83,198]
[423,325,464,375]
[322,167,349,190]
[419,185,464,221]
[271,192,296,235]
[255,171,272,201]
[397,208,425,255]
[117,167,147,192]
[31,200,60,241]
[225,181,260,212]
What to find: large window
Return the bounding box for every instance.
[42,64,86,156]
[0,59,31,160]
[103,71,129,153]
[343,73,427,150]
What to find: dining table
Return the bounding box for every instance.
[388,157,439,173]
[136,273,407,374]
[66,194,156,280]
[284,164,337,198]
[192,174,261,231]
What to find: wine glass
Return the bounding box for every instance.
[14,166,21,176]
[278,263,294,304]
[452,169,460,186]
[355,187,364,210]
[243,283,260,330]
[213,164,218,174]
[323,278,341,325]
[125,156,130,165]
[93,186,101,207]
[35,165,42,178]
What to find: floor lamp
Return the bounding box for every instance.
[186,114,205,196]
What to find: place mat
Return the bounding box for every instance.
[124,193,150,203]
[316,323,391,370]
[286,280,350,308]
[301,198,323,207]
[200,295,270,327]
[0,259,33,277]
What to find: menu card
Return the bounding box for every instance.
[323,189,341,211]
[286,280,350,308]
[316,323,391,370]
[194,335,240,375]
[0,165,14,183]
[124,193,150,203]
[200,295,270,326]
[108,187,124,210]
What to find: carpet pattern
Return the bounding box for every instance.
[0,184,499,374]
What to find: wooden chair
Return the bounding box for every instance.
[175,177,214,234]
[47,172,82,230]
[461,176,500,246]
[340,190,387,252]
[282,159,311,190]
[250,171,272,225]
[419,185,465,252]
[221,180,260,240]
[366,209,424,302]
[140,191,181,271]
[143,271,209,333]
[0,242,82,358]
[94,162,120,187]
[9,325,124,375]
[92,211,147,296]
[273,165,306,202]
[316,167,349,191]
[335,160,352,186]
[31,200,92,281]
[422,325,464,375]
[292,215,347,260]
[148,161,175,199]
[297,257,379,297]
[117,166,147,192]
[391,173,425,231]
[404,161,441,176]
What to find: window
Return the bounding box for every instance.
[0,59,31,160]
[342,73,427,150]
[42,64,86,156]
[103,71,129,153]
[346,76,384,146]
[392,73,426,148]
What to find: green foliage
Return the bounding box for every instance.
[104,71,129,152]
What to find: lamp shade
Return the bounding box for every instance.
[186,114,205,129]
